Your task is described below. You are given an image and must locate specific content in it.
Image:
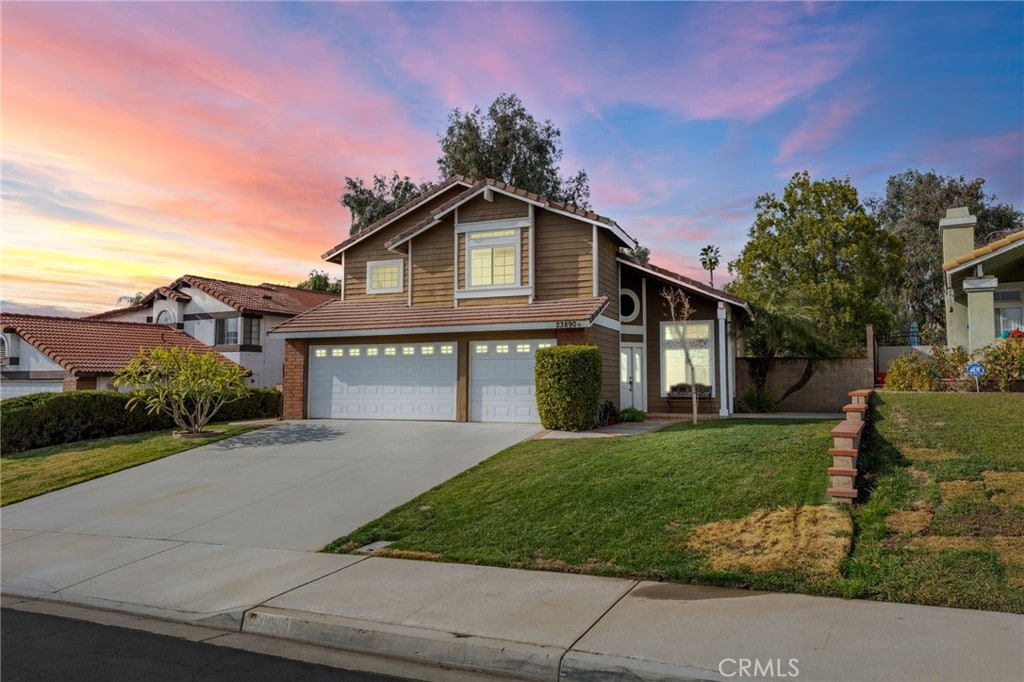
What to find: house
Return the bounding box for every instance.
[88,275,337,387]
[271,176,749,423]
[942,207,1024,352]
[0,313,221,400]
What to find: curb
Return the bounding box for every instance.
[561,651,726,682]
[243,606,565,682]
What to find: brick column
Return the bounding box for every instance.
[62,377,79,392]
[282,339,309,420]
[827,389,873,504]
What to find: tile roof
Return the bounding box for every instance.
[84,303,148,320]
[322,176,475,260]
[1,313,224,376]
[619,257,750,311]
[384,178,632,251]
[942,229,1024,271]
[176,275,338,316]
[270,297,609,336]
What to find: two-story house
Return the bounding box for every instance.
[89,275,337,388]
[272,176,749,423]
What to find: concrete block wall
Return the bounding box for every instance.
[736,357,873,412]
[827,389,873,504]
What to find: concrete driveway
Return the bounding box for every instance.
[1,421,539,552]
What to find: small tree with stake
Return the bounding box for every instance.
[114,347,249,435]
[662,287,699,426]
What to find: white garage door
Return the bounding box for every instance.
[0,380,63,401]
[308,343,457,420]
[470,340,553,423]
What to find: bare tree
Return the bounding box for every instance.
[662,287,699,425]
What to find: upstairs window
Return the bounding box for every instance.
[467,229,517,287]
[242,318,260,346]
[156,310,175,325]
[215,318,239,345]
[367,259,403,294]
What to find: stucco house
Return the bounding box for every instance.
[89,275,337,387]
[272,176,749,423]
[942,207,1024,352]
[0,313,220,400]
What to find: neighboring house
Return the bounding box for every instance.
[0,313,219,400]
[89,275,337,387]
[941,207,1024,352]
[271,176,749,423]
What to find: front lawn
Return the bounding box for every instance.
[1,424,264,506]
[843,392,1024,613]
[327,419,842,594]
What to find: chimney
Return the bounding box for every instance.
[940,207,977,263]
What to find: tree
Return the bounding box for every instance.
[117,292,144,305]
[727,172,902,401]
[113,347,249,434]
[438,93,590,209]
[868,170,1022,329]
[626,244,651,265]
[698,245,721,287]
[339,93,592,232]
[297,269,341,294]
[662,287,699,425]
[341,172,435,235]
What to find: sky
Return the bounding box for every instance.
[2,1,1022,316]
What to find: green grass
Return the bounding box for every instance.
[327,419,837,592]
[841,392,1024,613]
[1,424,264,506]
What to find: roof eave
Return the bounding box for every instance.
[618,258,751,314]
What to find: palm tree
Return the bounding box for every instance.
[116,292,145,305]
[699,245,721,287]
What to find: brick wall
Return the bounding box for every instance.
[736,357,873,412]
[282,339,308,420]
[61,376,97,391]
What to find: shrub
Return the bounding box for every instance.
[619,407,646,422]
[0,388,281,454]
[597,400,619,426]
[737,385,778,413]
[535,345,602,431]
[884,352,936,391]
[978,334,1024,392]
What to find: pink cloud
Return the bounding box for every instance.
[776,94,867,162]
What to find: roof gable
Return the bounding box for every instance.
[1,313,224,376]
[942,229,1024,274]
[619,258,750,313]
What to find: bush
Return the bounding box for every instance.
[619,407,646,422]
[978,333,1024,392]
[597,400,619,427]
[885,352,937,391]
[737,385,778,413]
[0,388,281,454]
[535,345,602,431]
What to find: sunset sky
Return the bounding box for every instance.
[2,1,1022,315]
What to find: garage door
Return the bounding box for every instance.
[308,343,457,420]
[0,380,63,401]
[470,340,553,423]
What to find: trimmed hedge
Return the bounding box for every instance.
[535,345,602,432]
[0,388,281,454]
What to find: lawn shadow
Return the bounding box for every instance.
[212,423,343,450]
[662,417,829,432]
[855,393,909,500]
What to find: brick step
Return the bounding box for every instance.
[828,488,858,499]
[830,420,864,439]
[827,467,858,477]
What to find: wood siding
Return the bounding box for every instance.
[457,296,530,307]
[521,229,530,286]
[590,324,621,407]
[597,233,619,318]
[411,216,455,306]
[458,192,529,223]
[534,210,592,301]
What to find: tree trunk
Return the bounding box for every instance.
[779,359,815,403]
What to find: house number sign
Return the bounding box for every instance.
[555,320,580,328]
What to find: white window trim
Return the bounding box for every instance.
[620,288,640,323]
[466,228,520,289]
[455,217,531,234]
[456,286,532,300]
[659,320,715,398]
[156,309,175,325]
[366,258,404,294]
[994,283,1023,335]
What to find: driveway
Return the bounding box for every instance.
[1,421,539,552]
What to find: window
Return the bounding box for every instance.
[402,346,415,356]
[367,259,403,294]
[660,321,714,396]
[314,348,327,358]
[421,345,434,355]
[467,229,518,287]
[440,344,454,355]
[0,336,6,363]
[242,318,260,346]
[215,318,239,345]
[332,348,344,357]
[348,348,361,357]
[385,347,397,356]
[516,343,530,353]
[995,289,1023,336]
[156,310,175,325]
[367,347,379,357]
[620,289,640,323]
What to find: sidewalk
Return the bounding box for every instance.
[2,532,1021,682]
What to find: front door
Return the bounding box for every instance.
[619,344,645,411]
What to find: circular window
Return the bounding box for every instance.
[156,310,174,325]
[620,289,640,323]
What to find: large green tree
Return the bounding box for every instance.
[868,170,1022,329]
[728,172,903,400]
[296,268,341,294]
[340,93,590,234]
